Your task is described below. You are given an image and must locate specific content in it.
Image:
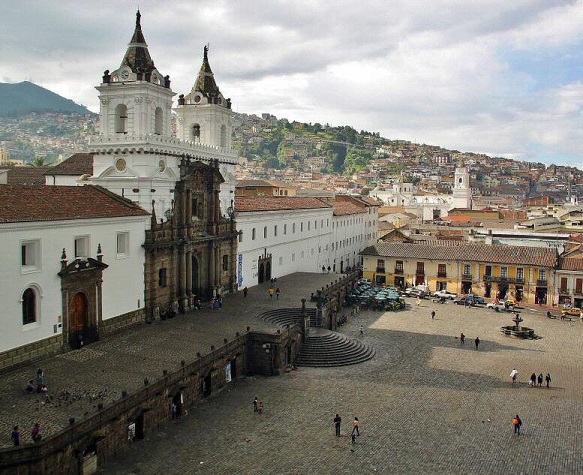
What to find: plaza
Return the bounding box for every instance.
[97,284,582,474]
[1,272,582,474]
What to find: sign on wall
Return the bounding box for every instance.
[237,254,243,287]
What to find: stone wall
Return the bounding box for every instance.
[0,335,62,373]
[100,308,146,336]
[0,327,301,474]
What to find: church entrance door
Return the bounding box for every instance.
[258,263,265,284]
[69,292,89,349]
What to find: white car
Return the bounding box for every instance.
[433,290,457,300]
[486,302,514,311]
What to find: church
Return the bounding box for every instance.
[88,11,239,317]
[0,11,239,370]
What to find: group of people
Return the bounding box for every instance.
[333,414,361,444]
[458,333,480,349]
[268,284,281,300]
[509,369,552,388]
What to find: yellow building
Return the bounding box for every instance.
[361,242,557,304]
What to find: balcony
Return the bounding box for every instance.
[376,267,386,274]
[394,268,403,275]
[462,273,473,281]
[483,275,525,284]
[559,288,569,294]
[536,279,548,287]
[437,272,447,278]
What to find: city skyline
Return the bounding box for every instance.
[2,1,583,167]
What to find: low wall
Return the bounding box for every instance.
[0,335,63,373]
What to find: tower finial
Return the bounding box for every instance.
[204,43,209,60]
[136,9,141,27]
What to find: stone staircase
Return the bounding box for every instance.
[256,308,375,367]
[294,328,375,367]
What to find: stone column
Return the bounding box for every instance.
[179,248,187,313]
[186,250,193,307]
[209,243,216,297]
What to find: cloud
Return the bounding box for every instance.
[2,0,583,165]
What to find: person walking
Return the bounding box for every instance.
[258,401,264,414]
[431,310,435,320]
[545,373,552,388]
[529,373,537,387]
[510,368,518,383]
[253,397,258,413]
[10,426,20,446]
[351,417,360,437]
[537,373,543,387]
[512,414,522,435]
[359,325,364,337]
[36,369,45,393]
[268,287,274,299]
[460,333,465,345]
[243,287,248,298]
[334,414,342,437]
[474,337,480,350]
[31,423,42,443]
[275,287,280,300]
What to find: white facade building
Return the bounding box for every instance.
[234,196,379,289]
[0,185,149,356]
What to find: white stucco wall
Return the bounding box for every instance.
[0,216,147,353]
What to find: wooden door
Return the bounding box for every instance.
[69,292,88,348]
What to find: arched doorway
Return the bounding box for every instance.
[265,261,272,282]
[69,292,88,349]
[258,263,265,284]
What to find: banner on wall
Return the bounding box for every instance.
[237,254,243,287]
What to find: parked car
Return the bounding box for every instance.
[433,290,457,300]
[404,288,427,298]
[561,307,582,317]
[454,295,484,306]
[486,301,514,311]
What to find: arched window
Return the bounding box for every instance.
[22,288,36,325]
[192,124,200,142]
[154,107,163,135]
[115,104,128,134]
[220,124,227,148]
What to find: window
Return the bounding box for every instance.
[485,265,492,276]
[220,124,227,148]
[252,228,256,240]
[308,222,311,231]
[284,224,287,234]
[301,251,305,258]
[576,278,582,294]
[438,264,447,277]
[301,223,304,232]
[292,253,295,262]
[154,107,163,135]
[192,124,200,141]
[516,268,524,281]
[279,256,283,265]
[560,277,568,291]
[314,220,317,229]
[263,227,268,238]
[463,264,471,276]
[539,269,546,282]
[376,259,385,273]
[21,240,41,271]
[117,232,129,257]
[222,255,229,271]
[158,268,167,287]
[115,104,127,133]
[22,288,37,325]
[74,236,89,259]
[292,223,296,233]
[416,262,425,274]
[501,267,508,279]
[238,232,243,243]
[395,260,403,273]
[274,225,278,237]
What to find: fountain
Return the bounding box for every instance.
[500,312,536,339]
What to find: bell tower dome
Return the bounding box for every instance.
[452,163,472,209]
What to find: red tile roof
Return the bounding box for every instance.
[44,153,93,176]
[559,257,583,271]
[361,242,557,267]
[234,196,331,212]
[0,185,149,223]
[3,166,51,185]
[332,201,365,216]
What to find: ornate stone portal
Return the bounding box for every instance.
[144,158,238,319]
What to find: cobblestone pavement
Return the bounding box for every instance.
[3,280,583,475]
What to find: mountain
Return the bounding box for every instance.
[0,81,92,117]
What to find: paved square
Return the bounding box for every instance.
[97,299,583,475]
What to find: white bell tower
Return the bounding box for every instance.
[452,163,471,209]
[174,46,236,214]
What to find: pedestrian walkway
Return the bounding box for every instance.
[98,297,583,475]
[0,272,339,448]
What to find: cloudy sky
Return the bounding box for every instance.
[2,0,583,166]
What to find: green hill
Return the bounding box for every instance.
[0,81,91,117]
